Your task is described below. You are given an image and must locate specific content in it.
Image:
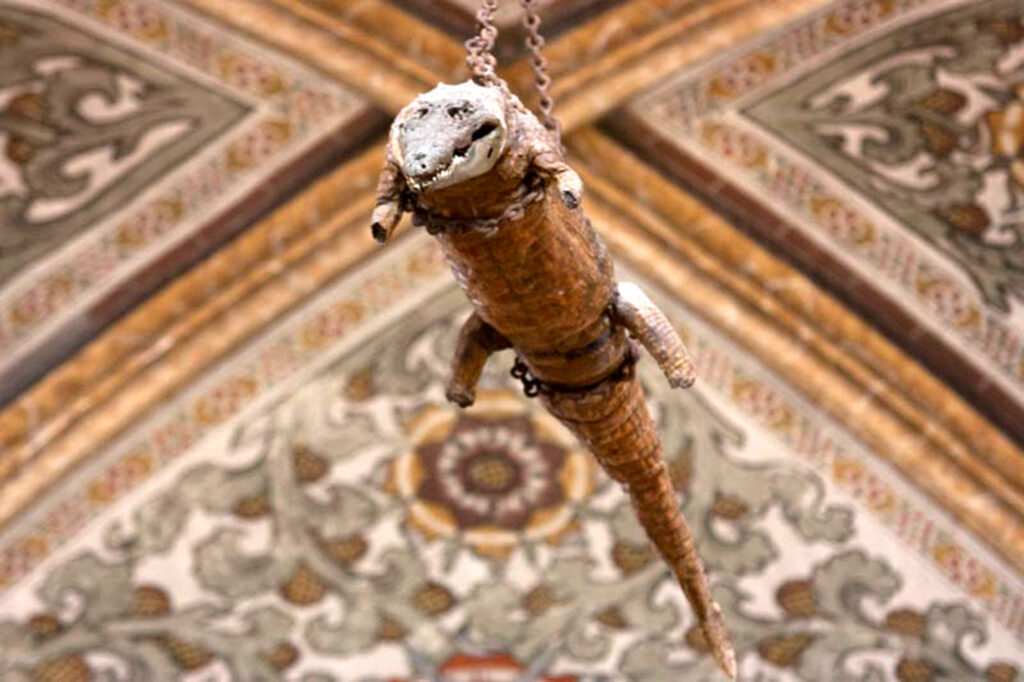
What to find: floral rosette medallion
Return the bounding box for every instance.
[388,390,595,558]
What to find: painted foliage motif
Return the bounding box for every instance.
[631,0,1024,403]
[746,0,1024,310]
[0,0,364,373]
[0,288,1019,681]
[0,5,247,281]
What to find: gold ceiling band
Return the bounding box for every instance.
[0,0,1019,576]
[178,0,456,112]
[569,129,1024,573]
[1,129,1021,574]
[569,128,1024,497]
[186,0,836,132]
[516,0,836,130]
[0,146,385,527]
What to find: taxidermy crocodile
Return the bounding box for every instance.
[371,79,737,680]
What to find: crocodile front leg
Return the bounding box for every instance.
[446,311,511,407]
[612,282,696,388]
[530,142,583,209]
[371,151,407,244]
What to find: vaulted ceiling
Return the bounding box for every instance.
[1,1,1022,679]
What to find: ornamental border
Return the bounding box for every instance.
[630,0,1024,397]
[696,116,1024,396]
[662,299,1024,642]
[0,236,449,590]
[0,0,363,362]
[1,232,1020,645]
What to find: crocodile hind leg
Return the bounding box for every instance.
[445,311,510,407]
[543,376,736,681]
[611,282,696,389]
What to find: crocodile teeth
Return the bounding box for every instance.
[410,162,456,192]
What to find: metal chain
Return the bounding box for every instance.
[519,0,561,139]
[465,0,502,87]
[510,357,548,397]
[510,342,638,399]
[411,174,546,237]
[465,0,561,139]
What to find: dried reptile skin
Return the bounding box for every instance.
[372,79,737,680]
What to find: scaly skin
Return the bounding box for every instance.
[372,80,735,680]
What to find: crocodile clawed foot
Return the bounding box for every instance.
[445,384,475,408]
[666,364,696,389]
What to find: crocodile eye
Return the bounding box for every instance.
[417,107,428,117]
[471,123,497,141]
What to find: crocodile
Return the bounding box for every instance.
[371,79,736,680]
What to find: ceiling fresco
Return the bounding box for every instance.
[0,0,1021,680]
[0,0,380,403]
[623,0,1024,446]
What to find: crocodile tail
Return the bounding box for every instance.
[542,375,737,681]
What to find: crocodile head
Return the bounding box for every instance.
[391,81,509,193]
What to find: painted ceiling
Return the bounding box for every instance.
[0,0,1022,680]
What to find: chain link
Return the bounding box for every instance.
[519,0,560,139]
[465,0,502,87]
[432,0,564,237]
[465,0,561,140]
[510,342,638,399]
[412,174,546,237]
